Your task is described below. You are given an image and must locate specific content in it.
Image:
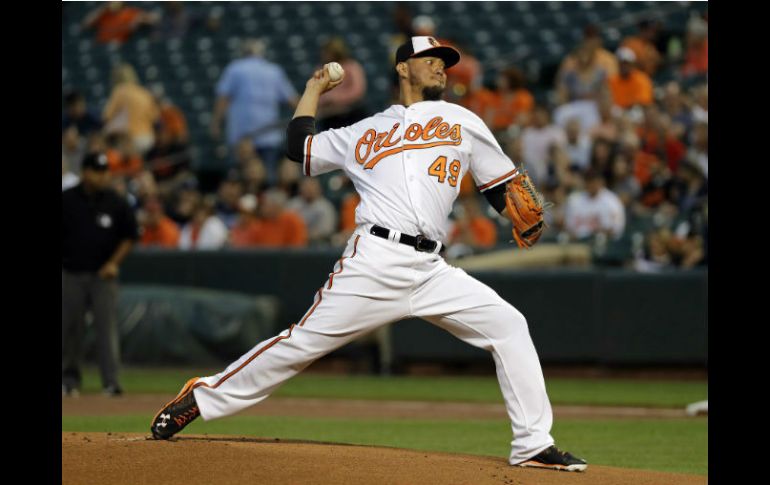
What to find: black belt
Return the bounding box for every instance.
[370,225,443,254]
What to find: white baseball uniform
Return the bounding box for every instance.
[192,100,556,464]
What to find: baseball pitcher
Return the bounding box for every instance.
[150,36,587,472]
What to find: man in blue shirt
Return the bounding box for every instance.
[210,38,298,183]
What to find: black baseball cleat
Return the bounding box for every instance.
[150,377,201,440]
[516,445,588,472]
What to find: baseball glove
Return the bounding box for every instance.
[504,167,550,249]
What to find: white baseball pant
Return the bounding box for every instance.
[192,226,555,463]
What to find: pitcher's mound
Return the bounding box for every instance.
[62,432,706,485]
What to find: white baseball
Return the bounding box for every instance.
[326,62,344,82]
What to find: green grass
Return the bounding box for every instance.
[80,367,707,408]
[62,415,707,476]
[69,368,708,475]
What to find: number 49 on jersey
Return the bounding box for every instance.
[428,156,461,188]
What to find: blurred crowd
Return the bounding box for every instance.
[63,2,708,271]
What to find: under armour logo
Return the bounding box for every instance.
[156,413,170,429]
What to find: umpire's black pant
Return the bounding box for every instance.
[61,270,121,390]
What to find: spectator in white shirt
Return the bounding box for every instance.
[564,169,626,241]
[179,197,229,250]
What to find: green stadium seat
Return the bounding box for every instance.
[416,2,437,15]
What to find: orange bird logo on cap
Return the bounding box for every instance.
[428,37,440,47]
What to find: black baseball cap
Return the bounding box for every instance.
[395,36,461,68]
[82,152,110,171]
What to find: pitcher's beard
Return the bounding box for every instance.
[422,85,445,101]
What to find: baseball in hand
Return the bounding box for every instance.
[325,62,344,82]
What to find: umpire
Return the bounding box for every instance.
[62,152,139,396]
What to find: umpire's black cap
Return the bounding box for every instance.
[395,36,461,68]
[81,152,110,171]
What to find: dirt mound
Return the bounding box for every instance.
[62,432,706,485]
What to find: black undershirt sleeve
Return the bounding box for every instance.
[286,116,316,163]
[483,183,507,215]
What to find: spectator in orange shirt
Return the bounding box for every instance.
[619,133,664,193]
[229,194,261,248]
[621,20,663,77]
[82,2,157,45]
[468,67,534,133]
[637,106,686,174]
[608,48,653,110]
[462,83,494,121]
[157,98,188,145]
[249,189,308,247]
[447,195,498,259]
[330,191,360,247]
[339,192,360,234]
[139,197,181,248]
[638,158,671,209]
[449,195,497,249]
[105,133,143,178]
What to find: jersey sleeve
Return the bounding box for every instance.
[465,111,518,192]
[302,125,354,176]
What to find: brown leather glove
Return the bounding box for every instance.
[504,168,550,249]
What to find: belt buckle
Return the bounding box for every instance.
[414,234,436,253]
